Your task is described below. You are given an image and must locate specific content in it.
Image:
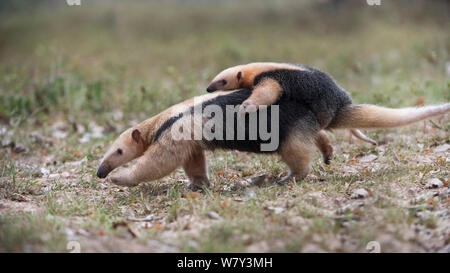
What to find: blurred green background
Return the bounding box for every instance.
[0,0,449,127]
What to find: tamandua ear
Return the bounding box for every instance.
[237,71,242,82]
[131,129,141,143]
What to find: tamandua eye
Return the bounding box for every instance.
[222,79,227,85]
[117,148,123,155]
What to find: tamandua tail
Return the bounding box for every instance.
[330,103,450,130]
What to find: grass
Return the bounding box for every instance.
[0,212,67,252]
[0,0,449,252]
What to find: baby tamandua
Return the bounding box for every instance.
[206,62,377,163]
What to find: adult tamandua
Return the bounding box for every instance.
[206,62,378,148]
[96,89,449,189]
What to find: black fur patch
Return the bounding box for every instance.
[199,90,319,153]
[154,112,184,142]
[153,66,352,153]
[153,89,320,154]
[254,66,353,128]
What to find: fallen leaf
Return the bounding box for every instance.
[13,144,28,154]
[351,188,369,199]
[11,193,30,202]
[48,173,60,179]
[220,199,231,208]
[337,201,364,215]
[244,189,256,200]
[415,97,424,106]
[112,221,139,238]
[40,167,50,176]
[359,154,377,163]
[127,214,157,222]
[207,211,221,220]
[265,206,284,214]
[425,178,443,189]
[187,192,199,200]
[434,144,450,153]
[112,221,128,229]
[250,174,269,187]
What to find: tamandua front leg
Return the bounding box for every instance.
[239,78,282,113]
[108,140,201,187]
[182,147,210,191]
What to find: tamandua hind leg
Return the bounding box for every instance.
[315,130,333,165]
[278,134,314,184]
[239,78,282,113]
[183,148,210,191]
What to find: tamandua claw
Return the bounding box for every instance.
[187,177,210,192]
[187,182,210,192]
[277,171,308,185]
[277,174,293,185]
[187,183,203,192]
[108,174,140,187]
[238,101,258,114]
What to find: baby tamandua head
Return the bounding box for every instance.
[206,62,299,93]
[207,63,286,113]
[206,65,246,92]
[96,128,146,179]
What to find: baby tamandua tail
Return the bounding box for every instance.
[206,62,378,162]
